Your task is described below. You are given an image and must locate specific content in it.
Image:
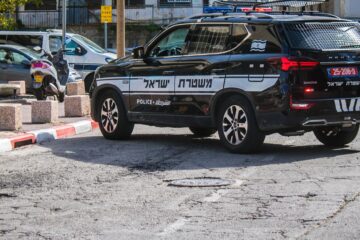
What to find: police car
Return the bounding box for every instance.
[90,0,360,153]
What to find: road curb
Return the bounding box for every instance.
[0,120,99,153]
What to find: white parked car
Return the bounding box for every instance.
[0,30,117,92]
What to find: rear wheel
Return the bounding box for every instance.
[58,92,65,103]
[189,127,217,137]
[314,126,359,147]
[217,95,265,153]
[34,88,46,100]
[97,90,134,140]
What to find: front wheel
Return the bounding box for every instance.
[217,95,265,153]
[97,90,134,140]
[314,126,359,147]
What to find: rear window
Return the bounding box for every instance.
[285,22,360,50]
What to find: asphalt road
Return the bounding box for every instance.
[1,125,360,240]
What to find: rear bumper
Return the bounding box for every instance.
[257,97,360,132]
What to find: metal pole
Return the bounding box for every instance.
[62,0,67,49]
[104,22,108,50]
[116,0,125,58]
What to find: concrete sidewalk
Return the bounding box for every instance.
[0,98,99,153]
[0,99,90,139]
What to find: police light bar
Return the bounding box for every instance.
[203,6,272,14]
[239,7,273,12]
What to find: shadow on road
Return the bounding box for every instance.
[41,133,359,172]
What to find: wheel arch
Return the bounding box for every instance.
[92,84,128,122]
[83,72,95,93]
[210,88,258,125]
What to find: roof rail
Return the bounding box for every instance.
[188,13,225,20]
[253,0,328,9]
[46,29,62,32]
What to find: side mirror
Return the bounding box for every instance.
[21,59,31,66]
[132,46,144,59]
[33,46,42,52]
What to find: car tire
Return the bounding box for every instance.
[217,95,265,153]
[314,125,359,147]
[189,127,217,137]
[97,89,134,140]
[34,88,46,101]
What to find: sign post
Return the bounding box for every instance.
[101,5,113,50]
[116,0,125,58]
[62,0,67,50]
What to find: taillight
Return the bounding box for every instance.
[31,61,50,69]
[290,95,314,110]
[304,87,315,94]
[269,57,319,72]
[281,57,319,71]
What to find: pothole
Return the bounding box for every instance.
[168,177,234,187]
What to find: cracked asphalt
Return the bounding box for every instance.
[1,125,360,239]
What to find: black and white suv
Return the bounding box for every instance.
[90,1,360,153]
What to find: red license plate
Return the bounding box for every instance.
[328,67,359,78]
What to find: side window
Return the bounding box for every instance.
[0,49,9,64]
[227,24,249,49]
[0,35,7,44]
[12,51,28,64]
[49,36,63,53]
[65,39,84,56]
[6,35,43,52]
[186,25,231,54]
[236,25,282,54]
[49,36,84,56]
[148,27,190,57]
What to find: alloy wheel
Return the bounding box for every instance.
[222,105,248,145]
[101,98,119,133]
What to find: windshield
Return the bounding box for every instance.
[285,22,360,50]
[72,34,106,53]
[20,48,41,59]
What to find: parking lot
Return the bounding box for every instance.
[1,125,360,240]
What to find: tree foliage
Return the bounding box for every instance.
[0,0,42,29]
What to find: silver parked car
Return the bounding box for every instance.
[0,45,41,92]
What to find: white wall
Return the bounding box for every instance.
[333,0,360,18]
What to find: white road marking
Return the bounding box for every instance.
[157,218,188,236]
[202,189,229,202]
[284,139,296,145]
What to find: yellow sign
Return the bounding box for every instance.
[101,5,112,23]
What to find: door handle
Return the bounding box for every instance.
[163,71,174,75]
[211,69,225,75]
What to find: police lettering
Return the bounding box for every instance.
[178,78,212,88]
[144,79,170,88]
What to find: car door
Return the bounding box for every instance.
[0,48,32,88]
[0,48,9,83]
[172,23,237,118]
[127,24,191,124]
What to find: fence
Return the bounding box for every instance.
[17,5,204,29]
[17,7,92,28]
